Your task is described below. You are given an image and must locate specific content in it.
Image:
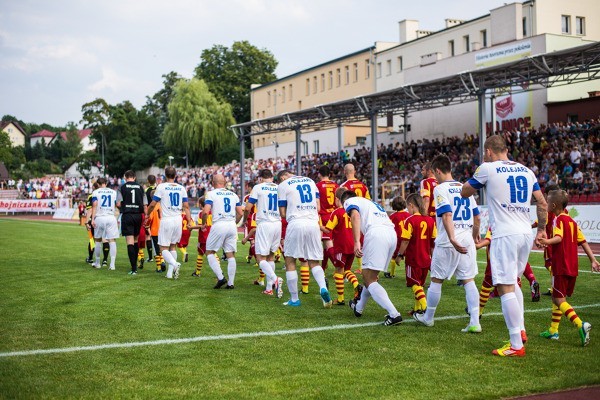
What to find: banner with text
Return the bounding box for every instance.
[478,205,600,243]
[0,199,57,213]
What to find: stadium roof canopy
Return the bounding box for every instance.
[232,41,600,136]
[232,41,600,201]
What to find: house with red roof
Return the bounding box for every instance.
[30,128,95,153]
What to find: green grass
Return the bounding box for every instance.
[1,218,599,399]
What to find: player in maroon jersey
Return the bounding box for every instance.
[538,190,599,345]
[419,163,438,218]
[386,196,410,278]
[341,163,370,199]
[243,181,257,264]
[316,165,339,270]
[321,187,361,305]
[396,193,436,316]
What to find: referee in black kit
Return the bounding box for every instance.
[117,170,147,275]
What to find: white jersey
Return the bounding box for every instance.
[343,196,394,235]
[468,160,539,238]
[206,188,240,224]
[153,182,188,219]
[92,187,117,217]
[248,182,281,223]
[277,176,319,222]
[434,181,480,247]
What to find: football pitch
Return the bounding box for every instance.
[1,218,599,399]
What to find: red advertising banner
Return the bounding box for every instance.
[0,199,57,213]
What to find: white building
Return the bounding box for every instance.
[375,0,600,140]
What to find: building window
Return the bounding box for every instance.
[305,79,310,95]
[328,71,333,89]
[576,16,585,35]
[353,63,359,82]
[345,66,350,85]
[522,17,527,36]
[365,59,370,79]
[397,56,403,72]
[313,140,320,154]
[302,141,308,155]
[481,30,487,47]
[313,76,317,94]
[273,89,277,106]
[282,86,286,103]
[386,60,392,76]
[267,91,271,107]
[298,100,302,110]
[376,62,382,78]
[448,40,455,56]
[464,35,470,52]
[336,68,341,87]
[289,84,293,101]
[562,15,570,34]
[256,112,259,120]
[321,74,325,92]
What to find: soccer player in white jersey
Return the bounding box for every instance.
[462,135,547,357]
[343,190,403,326]
[413,155,482,332]
[276,169,332,308]
[201,174,244,289]
[246,169,284,297]
[147,166,193,280]
[90,177,119,270]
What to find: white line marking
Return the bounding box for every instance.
[2,303,599,359]
[476,261,600,274]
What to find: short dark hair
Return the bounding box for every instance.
[335,187,348,200]
[484,135,508,154]
[318,165,330,177]
[96,177,107,186]
[124,170,136,179]
[431,155,451,174]
[259,169,273,179]
[147,175,156,185]
[406,193,425,215]
[549,189,569,210]
[391,196,407,211]
[275,169,292,183]
[197,196,205,207]
[340,190,356,203]
[165,166,176,179]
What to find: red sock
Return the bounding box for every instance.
[321,248,329,270]
[523,263,536,285]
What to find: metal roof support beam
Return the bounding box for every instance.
[370,111,379,203]
[295,126,302,176]
[478,91,487,205]
[239,127,246,200]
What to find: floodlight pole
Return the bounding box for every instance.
[402,108,409,145]
[337,122,343,161]
[477,90,487,205]
[295,126,302,176]
[239,128,246,199]
[370,111,379,203]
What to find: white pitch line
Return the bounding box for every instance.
[2,303,599,359]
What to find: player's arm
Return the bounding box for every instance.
[116,189,123,210]
[241,228,256,244]
[201,203,212,226]
[461,164,487,198]
[475,238,490,250]
[540,220,562,246]
[147,199,158,217]
[396,221,412,262]
[347,208,362,257]
[183,200,193,227]
[472,211,481,245]
[580,241,600,272]
[441,212,468,254]
[235,204,244,224]
[460,182,477,198]
[532,188,548,246]
[90,199,98,229]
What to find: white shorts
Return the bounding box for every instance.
[284,219,322,260]
[490,234,533,285]
[94,215,119,240]
[255,220,282,256]
[158,216,182,247]
[206,222,238,253]
[430,241,477,280]
[362,228,397,272]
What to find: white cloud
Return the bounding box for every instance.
[88,66,127,92]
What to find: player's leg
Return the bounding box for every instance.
[193,242,205,277]
[523,263,540,302]
[152,236,163,272]
[458,246,481,332]
[552,276,591,346]
[333,265,345,305]
[102,240,109,266]
[478,266,494,317]
[415,247,453,326]
[223,225,238,288]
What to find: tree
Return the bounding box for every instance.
[194,41,278,124]
[81,98,111,173]
[164,78,236,164]
[0,131,14,168]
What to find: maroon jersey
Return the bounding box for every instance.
[316,179,339,217]
[325,208,354,254]
[400,213,436,269]
[341,179,370,199]
[390,210,410,240]
[243,194,256,234]
[551,213,586,277]
[420,177,438,217]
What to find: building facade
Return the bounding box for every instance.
[1,121,26,147]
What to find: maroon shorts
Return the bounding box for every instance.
[177,229,191,248]
[552,275,576,298]
[331,251,355,271]
[405,265,429,287]
[197,242,207,255]
[544,247,553,268]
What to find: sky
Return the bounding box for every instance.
[0,0,510,128]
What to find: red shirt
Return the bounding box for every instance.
[196,214,212,243]
[420,177,438,217]
[341,179,370,199]
[400,213,436,269]
[243,194,256,233]
[390,210,410,240]
[325,208,354,254]
[551,213,586,277]
[316,179,339,216]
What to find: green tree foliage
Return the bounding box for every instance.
[0,131,14,168]
[48,122,83,170]
[164,78,236,165]
[194,41,278,123]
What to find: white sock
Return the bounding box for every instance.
[514,284,525,331]
[260,260,276,288]
[227,258,236,286]
[170,250,178,263]
[207,254,224,280]
[310,266,327,290]
[464,281,480,327]
[367,282,400,318]
[501,292,524,349]
[356,285,371,312]
[109,242,117,268]
[94,242,102,265]
[424,281,442,322]
[286,270,299,301]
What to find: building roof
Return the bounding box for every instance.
[57,128,92,141]
[0,120,27,137]
[31,129,57,138]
